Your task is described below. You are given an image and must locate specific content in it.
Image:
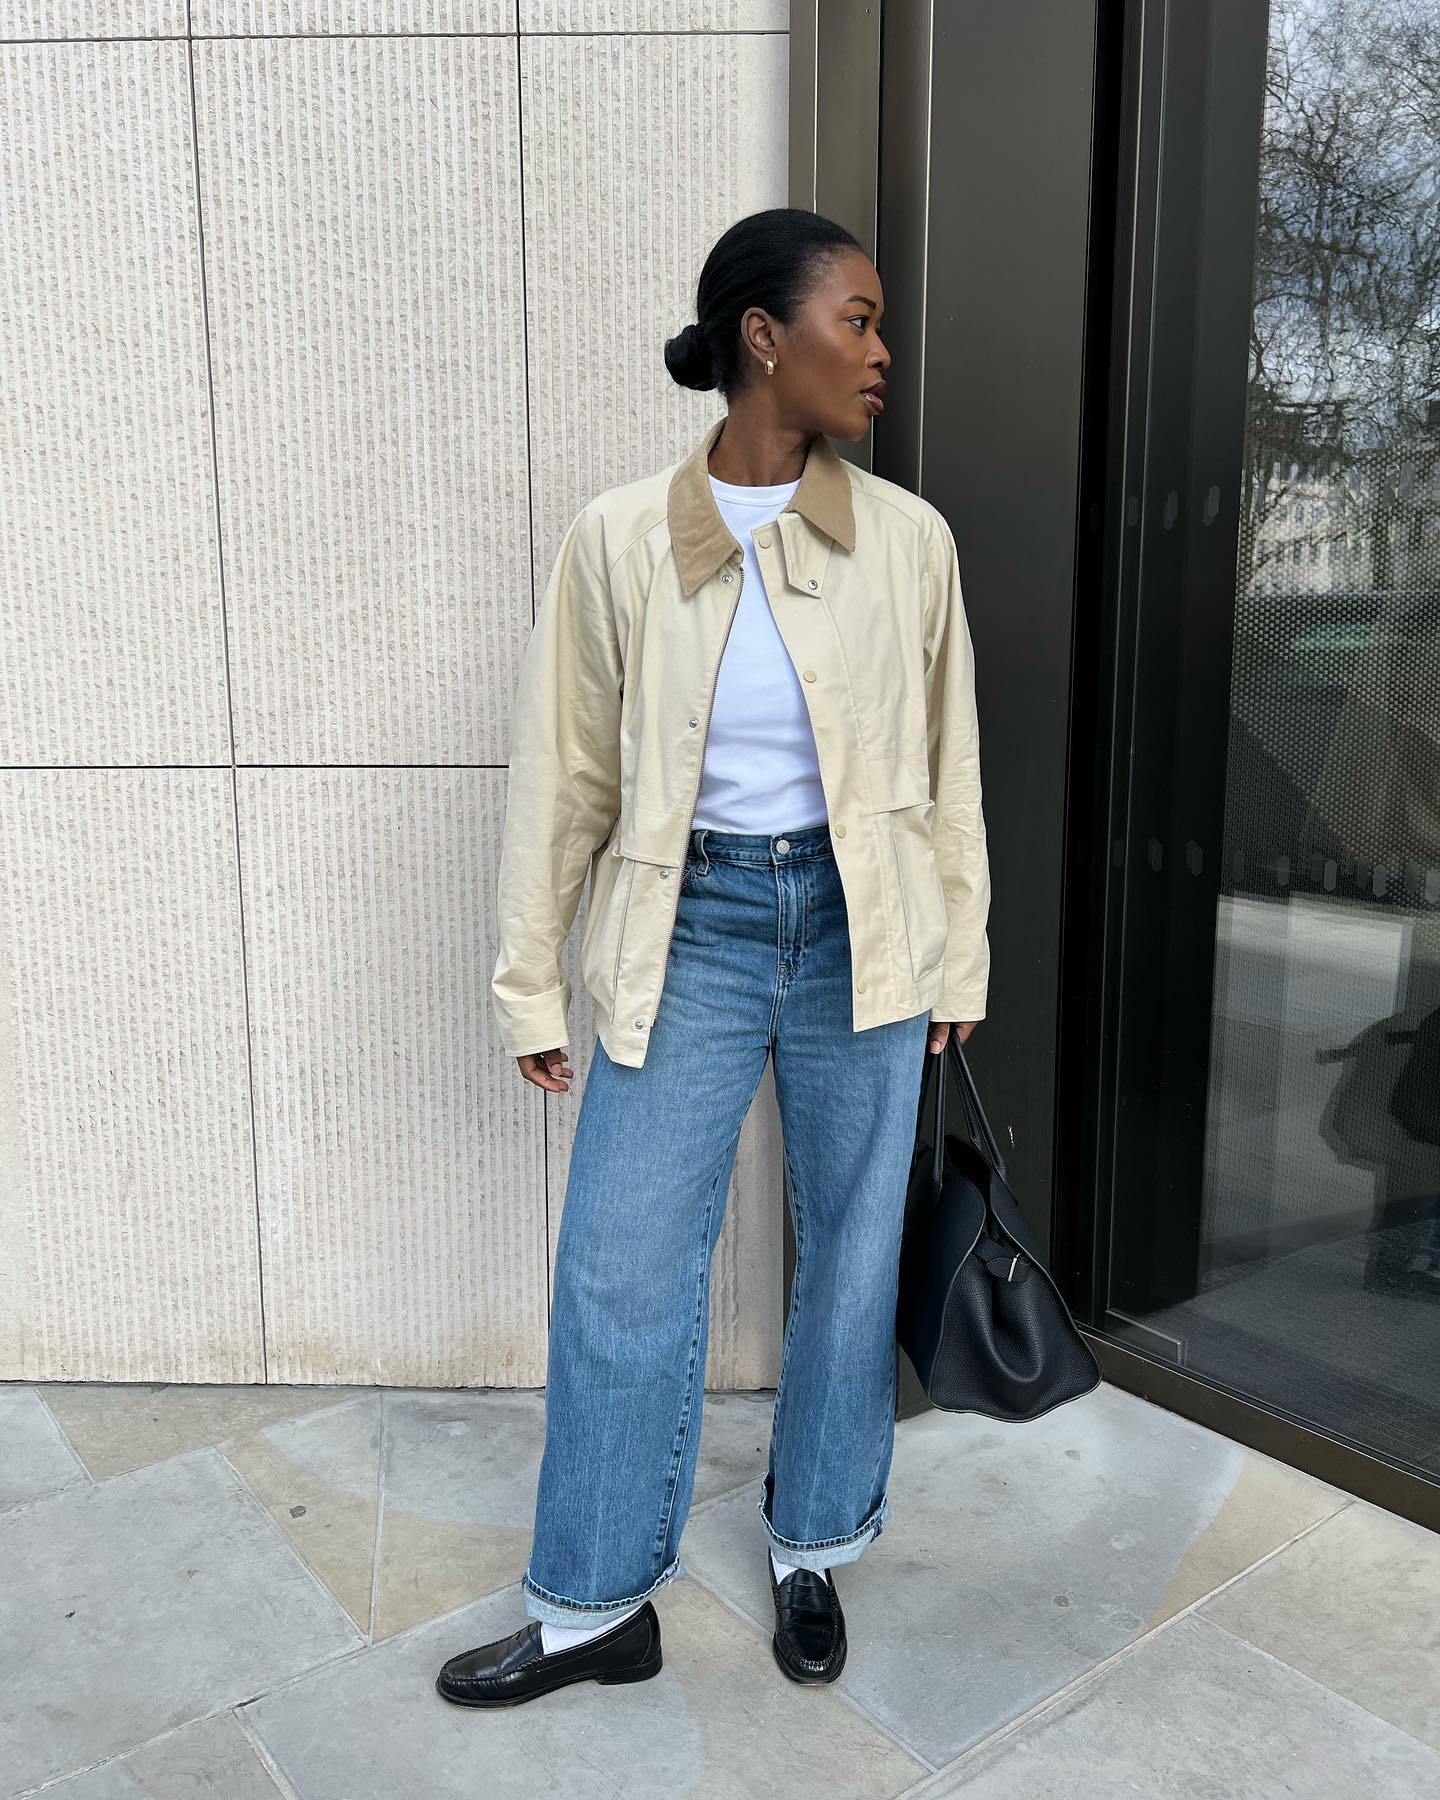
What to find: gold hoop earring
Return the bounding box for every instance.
[765,358,775,376]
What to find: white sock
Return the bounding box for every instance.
[540,1601,643,1655]
[771,1547,829,1585]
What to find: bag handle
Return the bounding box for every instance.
[945,1034,1009,1182]
[915,1030,1008,1186]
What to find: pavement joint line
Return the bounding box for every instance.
[368,1389,388,1644]
[7,1698,294,1800]
[22,1386,96,1487]
[677,1562,941,1777]
[24,1383,376,1488]
[886,1497,1363,1797]
[212,1443,368,1644]
[10,1388,1394,1798]
[233,1706,308,1800]
[1197,1610,1440,1761]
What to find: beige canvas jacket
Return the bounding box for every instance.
[490,414,991,1070]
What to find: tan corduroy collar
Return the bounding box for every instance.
[666,415,857,596]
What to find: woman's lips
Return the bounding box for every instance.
[862,390,884,413]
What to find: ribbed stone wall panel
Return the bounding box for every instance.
[0,42,230,766]
[3,3,185,37]
[192,2,513,32]
[239,769,548,1386]
[519,28,789,586]
[523,2,787,29]
[4,17,792,1389]
[0,773,261,1381]
[195,36,529,764]
[524,26,789,1387]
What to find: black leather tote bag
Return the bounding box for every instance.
[896,1034,1101,1419]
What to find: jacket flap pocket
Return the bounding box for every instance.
[868,760,932,814]
[613,815,681,868]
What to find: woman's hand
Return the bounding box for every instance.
[927,1018,977,1054]
[518,1047,574,1092]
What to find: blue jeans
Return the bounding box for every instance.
[521,820,932,1627]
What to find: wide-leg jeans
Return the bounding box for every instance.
[521,820,931,1627]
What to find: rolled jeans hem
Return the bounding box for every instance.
[758,1488,891,1571]
[520,1552,686,1627]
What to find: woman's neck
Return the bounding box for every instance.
[706,409,811,487]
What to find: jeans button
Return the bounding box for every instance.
[775,837,790,853]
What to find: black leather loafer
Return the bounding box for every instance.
[435,1601,662,1708]
[768,1557,847,1684]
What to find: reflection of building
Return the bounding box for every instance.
[1248,399,1440,597]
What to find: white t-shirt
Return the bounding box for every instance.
[690,474,830,833]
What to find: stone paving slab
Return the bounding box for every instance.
[222,1393,383,1635]
[6,1377,1433,1800]
[370,1387,773,1640]
[27,1713,287,1799]
[0,1386,89,1511]
[680,1383,1350,1767]
[243,1576,928,1800]
[1201,1497,1440,1749]
[914,1614,1440,1798]
[0,1447,362,1797]
[39,1383,366,1479]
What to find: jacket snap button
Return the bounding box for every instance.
[660,869,670,879]
[834,822,846,837]
[807,579,818,589]
[757,531,772,548]
[634,1019,646,1029]
[688,716,699,727]
[856,978,867,994]
[722,572,733,583]
[802,669,816,682]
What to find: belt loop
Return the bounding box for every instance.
[696,827,710,875]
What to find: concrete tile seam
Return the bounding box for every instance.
[677,1564,940,1778]
[30,1389,96,1484]
[7,1700,282,1800]
[230,1635,377,1723]
[1198,1610,1440,1760]
[887,1611,1437,1800]
[0,1480,85,1525]
[215,1392,380,1450]
[233,1705,307,1800]
[212,1445,368,1649]
[367,1388,389,1644]
[878,1499,1365,1799]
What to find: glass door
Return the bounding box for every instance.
[1092,0,1440,1484]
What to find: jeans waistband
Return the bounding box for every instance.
[688,821,833,865]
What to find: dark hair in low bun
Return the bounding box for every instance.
[664,207,862,401]
[663,321,715,391]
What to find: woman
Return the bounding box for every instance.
[438,207,990,1708]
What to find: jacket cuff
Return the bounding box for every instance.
[934,971,988,1023]
[491,976,573,1060]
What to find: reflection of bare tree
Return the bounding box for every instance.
[1224,0,1440,907]
[1241,0,1440,591]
